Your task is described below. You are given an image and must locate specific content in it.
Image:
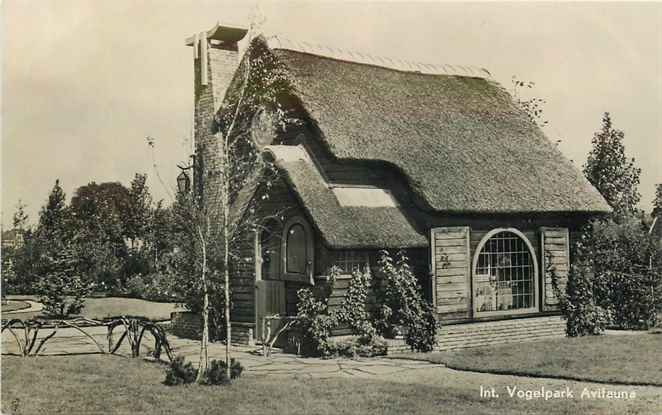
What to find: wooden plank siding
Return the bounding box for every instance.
[540,227,570,310]
[431,227,471,318]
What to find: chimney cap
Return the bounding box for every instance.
[186,22,248,46]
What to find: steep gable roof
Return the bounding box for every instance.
[268,48,610,214]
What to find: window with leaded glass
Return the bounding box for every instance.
[473,230,537,314]
[332,250,370,274]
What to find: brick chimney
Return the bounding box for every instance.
[186,23,248,202]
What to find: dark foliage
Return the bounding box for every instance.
[164,355,197,386]
[374,250,438,352]
[203,358,244,385]
[164,356,243,386]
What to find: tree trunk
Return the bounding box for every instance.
[195,228,209,384]
[223,202,231,382]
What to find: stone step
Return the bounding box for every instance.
[441,318,564,334]
[440,333,563,351]
[441,326,564,340]
[440,329,564,346]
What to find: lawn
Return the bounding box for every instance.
[4,296,181,321]
[1,300,31,313]
[400,333,662,386]
[2,355,660,415]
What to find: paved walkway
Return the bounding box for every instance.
[2,300,44,315]
[0,324,441,378]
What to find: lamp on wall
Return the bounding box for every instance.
[176,170,191,194]
[176,154,196,194]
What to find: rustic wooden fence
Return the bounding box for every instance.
[1,316,174,361]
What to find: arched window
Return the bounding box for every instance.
[472,229,538,315]
[281,217,314,283]
[286,224,306,274]
[257,219,281,280]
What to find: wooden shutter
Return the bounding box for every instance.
[431,227,471,319]
[540,227,570,310]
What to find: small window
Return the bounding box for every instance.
[286,224,307,274]
[332,250,370,274]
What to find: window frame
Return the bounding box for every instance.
[330,250,371,277]
[471,228,539,317]
[255,218,282,282]
[280,216,314,284]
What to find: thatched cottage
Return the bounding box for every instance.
[182,23,610,348]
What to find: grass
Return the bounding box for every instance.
[399,333,662,386]
[4,296,181,321]
[2,355,660,415]
[1,300,31,313]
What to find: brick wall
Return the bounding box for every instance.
[170,311,255,345]
[194,43,241,229]
[170,311,202,340]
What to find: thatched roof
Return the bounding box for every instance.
[268,48,610,214]
[264,145,427,249]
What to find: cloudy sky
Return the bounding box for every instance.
[2,1,661,225]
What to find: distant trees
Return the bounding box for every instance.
[7,174,175,299]
[653,184,662,219]
[32,180,90,317]
[583,112,641,218]
[555,112,662,335]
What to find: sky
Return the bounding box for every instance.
[2,1,661,226]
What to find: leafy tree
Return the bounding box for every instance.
[12,199,29,231]
[37,180,70,241]
[35,242,90,317]
[147,200,173,269]
[583,112,641,217]
[653,183,662,218]
[33,180,92,315]
[70,181,130,287]
[124,173,153,249]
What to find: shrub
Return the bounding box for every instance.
[323,336,388,358]
[588,217,660,329]
[552,261,611,337]
[125,274,146,298]
[164,356,244,386]
[164,355,197,386]
[143,273,178,302]
[336,267,376,340]
[294,287,338,357]
[203,358,244,385]
[36,247,91,318]
[374,250,438,352]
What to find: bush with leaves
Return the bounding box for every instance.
[164,355,197,385]
[36,246,91,318]
[164,355,243,386]
[336,267,377,340]
[374,250,438,352]
[323,336,388,358]
[585,217,660,328]
[203,358,244,385]
[550,259,611,337]
[293,286,338,357]
[125,274,147,298]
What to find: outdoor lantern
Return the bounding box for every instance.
[176,170,191,194]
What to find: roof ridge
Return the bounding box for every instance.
[265,35,491,78]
